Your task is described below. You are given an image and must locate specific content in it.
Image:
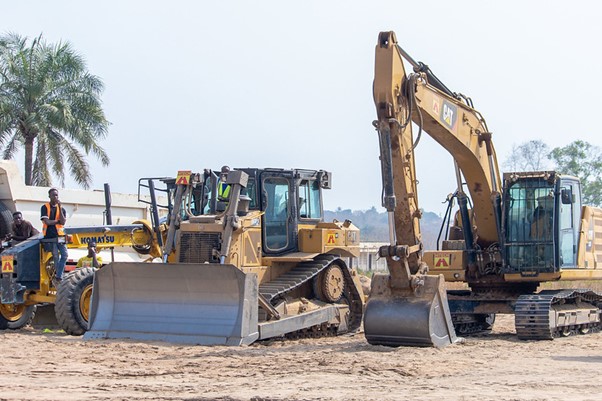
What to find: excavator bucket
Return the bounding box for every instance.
[84,262,260,345]
[364,273,458,347]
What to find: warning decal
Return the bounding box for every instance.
[2,255,14,273]
[327,233,336,244]
[176,170,191,186]
[433,253,451,268]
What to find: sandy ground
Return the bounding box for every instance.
[1,315,601,401]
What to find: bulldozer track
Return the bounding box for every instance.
[515,289,602,340]
[259,254,363,338]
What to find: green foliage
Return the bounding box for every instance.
[549,140,602,207]
[0,33,109,187]
[505,139,602,207]
[503,140,551,172]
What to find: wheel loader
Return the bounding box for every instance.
[364,31,602,347]
[0,221,161,333]
[85,168,364,345]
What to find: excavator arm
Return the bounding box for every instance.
[375,31,502,250]
[365,31,504,347]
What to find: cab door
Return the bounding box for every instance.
[260,171,298,255]
[557,178,581,268]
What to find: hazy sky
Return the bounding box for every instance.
[3,1,601,215]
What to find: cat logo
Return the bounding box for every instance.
[327,233,336,244]
[1,255,14,273]
[176,170,191,185]
[440,100,458,131]
[434,253,451,268]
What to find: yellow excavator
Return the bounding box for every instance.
[85,168,364,345]
[364,31,602,347]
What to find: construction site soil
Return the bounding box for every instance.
[0,314,600,401]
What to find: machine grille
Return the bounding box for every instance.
[179,232,221,263]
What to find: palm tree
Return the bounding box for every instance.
[0,33,109,188]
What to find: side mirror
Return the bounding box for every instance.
[319,170,332,189]
[561,188,573,205]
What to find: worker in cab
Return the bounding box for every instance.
[218,165,231,202]
[76,241,102,268]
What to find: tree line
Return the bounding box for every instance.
[503,139,602,207]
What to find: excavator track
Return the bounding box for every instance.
[515,289,602,340]
[259,254,363,339]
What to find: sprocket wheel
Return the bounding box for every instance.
[313,263,345,303]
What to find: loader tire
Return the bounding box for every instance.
[0,304,36,330]
[55,267,96,336]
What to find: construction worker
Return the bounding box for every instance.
[76,241,102,268]
[41,188,68,288]
[7,211,40,244]
[218,165,231,202]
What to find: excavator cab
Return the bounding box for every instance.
[503,172,581,273]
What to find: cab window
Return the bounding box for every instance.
[299,179,321,219]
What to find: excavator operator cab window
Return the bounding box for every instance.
[298,179,322,220]
[504,177,556,272]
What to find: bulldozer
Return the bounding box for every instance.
[0,221,161,333]
[85,168,365,345]
[364,31,602,347]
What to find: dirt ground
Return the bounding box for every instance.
[1,315,601,401]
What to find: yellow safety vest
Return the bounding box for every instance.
[42,202,65,236]
[218,183,231,200]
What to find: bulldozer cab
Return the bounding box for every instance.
[201,168,329,256]
[140,168,332,258]
[254,169,328,255]
[503,172,582,273]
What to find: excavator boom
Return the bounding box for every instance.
[364,32,461,347]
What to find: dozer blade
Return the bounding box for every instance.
[84,262,259,345]
[364,273,458,347]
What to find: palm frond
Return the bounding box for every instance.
[1,32,110,187]
[1,132,22,159]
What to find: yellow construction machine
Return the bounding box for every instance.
[85,168,364,345]
[364,31,602,347]
[0,221,160,334]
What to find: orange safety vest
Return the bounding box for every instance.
[42,202,65,236]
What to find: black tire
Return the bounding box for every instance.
[0,304,36,330]
[55,267,96,335]
[0,201,14,239]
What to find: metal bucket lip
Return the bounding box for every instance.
[364,274,458,348]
